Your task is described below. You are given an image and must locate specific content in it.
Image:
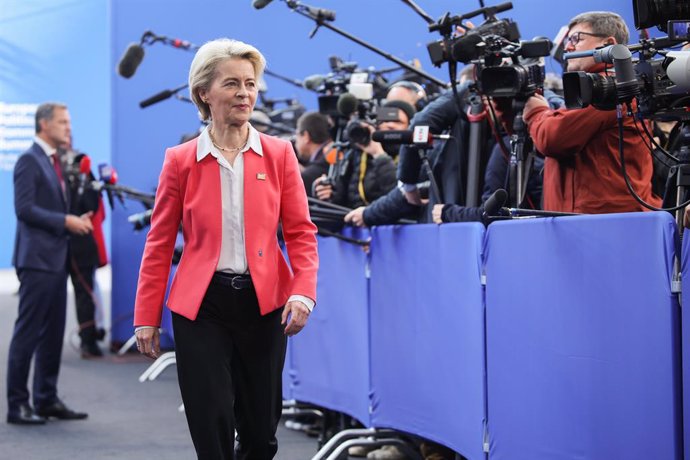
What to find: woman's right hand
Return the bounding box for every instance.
[135,327,160,359]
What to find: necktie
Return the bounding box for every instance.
[51,154,66,196]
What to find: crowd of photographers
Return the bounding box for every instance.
[277,7,688,460]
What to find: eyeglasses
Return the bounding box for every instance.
[565,31,607,47]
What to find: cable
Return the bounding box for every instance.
[617,104,690,212]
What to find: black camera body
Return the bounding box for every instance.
[427,18,520,67]
[479,39,552,99]
[562,0,690,120]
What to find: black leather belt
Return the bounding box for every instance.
[212,272,253,290]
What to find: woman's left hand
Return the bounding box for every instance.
[282,300,311,336]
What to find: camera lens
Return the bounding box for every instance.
[345,121,371,146]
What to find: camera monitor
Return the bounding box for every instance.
[668,20,690,40]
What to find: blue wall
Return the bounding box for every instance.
[0,0,110,267]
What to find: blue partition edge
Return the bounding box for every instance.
[485,212,681,460]
[680,232,690,460]
[286,229,371,425]
[369,223,487,460]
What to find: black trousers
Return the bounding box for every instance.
[6,268,67,413]
[172,276,286,460]
[69,259,98,344]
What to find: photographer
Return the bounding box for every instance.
[60,143,107,358]
[294,111,333,197]
[344,99,420,227]
[523,11,661,213]
[313,113,397,210]
[398,77,496,219]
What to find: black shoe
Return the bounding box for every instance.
[80,342,103,359]
[7,404,46,425]
[35,399,88,420]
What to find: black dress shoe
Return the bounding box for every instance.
[7,404,46,425]
[35,399,88,420]
[80,342,104,358]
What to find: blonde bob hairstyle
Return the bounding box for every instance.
[188,38,266,121]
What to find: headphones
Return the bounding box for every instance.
[388,80,428,110]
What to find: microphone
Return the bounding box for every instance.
[77,155,91,198]
[336,93,358,117]
[117,43,145,78]
[140,89,175,108]
[482,189,508,218]
[371,129,450,146]
[128,209,153,231]
[451,34,484,64]
[252,0,274,9]
[305,6,336,21]
[302,74,326,91]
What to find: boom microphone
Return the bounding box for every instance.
[252,0,274,9]
[117,43,145,78]
[140,89,175,108]
[302,74,326,91]
[371,129,450,146]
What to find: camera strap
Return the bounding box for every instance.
[357,152,369,205]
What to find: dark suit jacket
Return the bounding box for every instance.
[13,142,69,272]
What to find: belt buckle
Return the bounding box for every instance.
[230,276,244,289]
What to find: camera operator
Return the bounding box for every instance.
[294,111,333,197]
[313,112,398,210]
[432,88,567,223]
[522,11,661,213]
[59,141,107,358]
[386,80,428,111]
[398,68,496,219]
[343,99,419,227]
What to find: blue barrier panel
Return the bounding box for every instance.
[680,233,690,459]
[286,229,371,425]
[485,212,681,460]
[369,223,486,460]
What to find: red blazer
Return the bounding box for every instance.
[134,133,318,327]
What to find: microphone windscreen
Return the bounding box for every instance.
[483,189,508,216]
[371,130,415,144]
[252,0,273,9]
[79,155,91,174]
[451,34,483,64]
[337,93,358,117]
[117,43,145,79]
[302,74,326,91]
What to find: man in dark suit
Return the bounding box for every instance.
[6,102,93,425]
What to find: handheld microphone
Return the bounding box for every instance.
[117,43,145,78]
[77,155,91,198]
[482,189,508,218]
[371,129,450,146]
[252,0,274,9]
[98,163,117,185]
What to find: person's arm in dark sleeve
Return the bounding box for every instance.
[362,187,420,226]
[398,88,467,185]
[14,154,66,235]
[440,203,484,223]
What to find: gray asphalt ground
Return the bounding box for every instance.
[0,268,321,460]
